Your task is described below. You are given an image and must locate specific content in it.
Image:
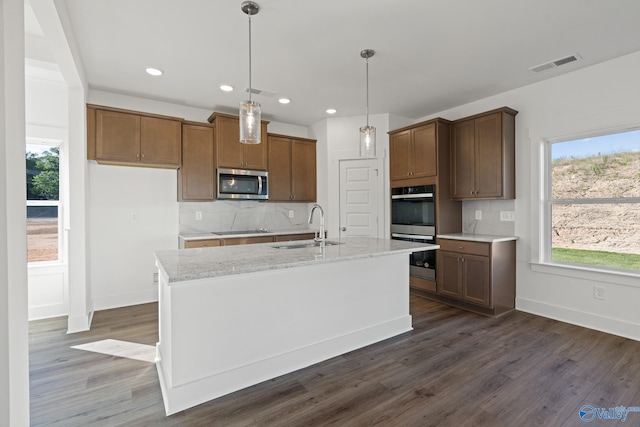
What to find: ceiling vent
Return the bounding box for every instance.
[529,53,581,73]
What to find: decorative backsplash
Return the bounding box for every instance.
[179,201,313,234]
[462,199,516,236]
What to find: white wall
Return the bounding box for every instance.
[1,0,30,424]
[416,50,640,341]
[25,68,70,320]
[87,91,316,310]
[310,113,391,238]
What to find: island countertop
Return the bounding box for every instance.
[155,237,439,283]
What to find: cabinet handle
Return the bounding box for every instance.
[136,153,140,159]
[141,153,145,159]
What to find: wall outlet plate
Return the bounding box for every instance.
[500,211,516,221]
[594,286,605,300]
[288,210,294,218]
[475,210,482,220]
[195,211,202,220]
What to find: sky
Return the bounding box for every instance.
[552,129,640,160]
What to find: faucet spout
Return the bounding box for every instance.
[308,204,325,243]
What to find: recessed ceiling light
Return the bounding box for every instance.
[326,108,337,114]
[220,84,234,92]
[145,67,163,76]
[278,98,291,104]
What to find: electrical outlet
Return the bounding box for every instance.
[475,210,482,220]
[593,286,605,300]
[500,211,516,222]
[153,272,159,285]
[195,211,202,220]
[130,212,137,222]
[288,210,294,218]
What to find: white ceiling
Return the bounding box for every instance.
[26,0,640,126]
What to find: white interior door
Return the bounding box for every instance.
[339,159,379,239]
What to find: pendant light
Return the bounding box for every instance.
[239,1,261,144]
[359,49,376,157]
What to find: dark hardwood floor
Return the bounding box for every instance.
[29,294,640,426]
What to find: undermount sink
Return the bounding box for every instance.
[272,240,342,249]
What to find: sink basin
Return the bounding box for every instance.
[272,240,342,249]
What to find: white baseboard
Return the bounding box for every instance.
[92,289,158,311]
[28,304,68,321]
[67,310,93,333]
[516,297,640,342]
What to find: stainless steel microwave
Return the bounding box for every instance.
[217,168,268,200]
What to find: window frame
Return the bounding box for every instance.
[26,141,64,265]
[542,127,640,276]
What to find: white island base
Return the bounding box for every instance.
[155,243,423,415]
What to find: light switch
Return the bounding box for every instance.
[475,210,482,220]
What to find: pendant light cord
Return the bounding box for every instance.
[365,57,369,127]
[248,12,253,103]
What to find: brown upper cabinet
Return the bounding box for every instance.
[207,112,269,170]
[179,122,215,201]
[87,105,181,168]
[268,134,317,202]
[389,122,437,182]
[451,107,517,200]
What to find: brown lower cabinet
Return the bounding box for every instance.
[426,238,515,317]
[183,233,317,248]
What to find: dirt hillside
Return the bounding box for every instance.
[551,151,640,254]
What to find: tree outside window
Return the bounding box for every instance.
[26,145,61,263]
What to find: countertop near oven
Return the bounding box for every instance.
[437,233,518,243]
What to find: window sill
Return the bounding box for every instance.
[530,261,640,288]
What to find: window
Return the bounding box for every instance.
[547,129,640,272]
[26,143,61,263]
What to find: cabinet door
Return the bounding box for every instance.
[140,116,181,166]
[475,113,503,198]
[451,119,476,199]
[95,110,140,162]
[268,136,293,201]
[389,130,412,181]
[180,124,215,201]
[291,140,316,202]
[436,250,462,298]
[411,123,437,178]
[216,115,244,168]
[242,122,268,170]
[462,254,491,307]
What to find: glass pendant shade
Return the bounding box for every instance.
[360,125,376,157]
[239,100,261,144]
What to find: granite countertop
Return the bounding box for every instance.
[155,237,439,284]
[437,233,518,243]
[180,228,319,241]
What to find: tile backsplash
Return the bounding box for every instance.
[461,199,516,236]
[179,201,313,234]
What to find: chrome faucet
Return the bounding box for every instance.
[308,204,325,244]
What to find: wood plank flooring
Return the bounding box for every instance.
[29,294,640,426]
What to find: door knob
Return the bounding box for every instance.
[341,227,346,232]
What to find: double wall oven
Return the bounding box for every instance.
[391,185,436,281]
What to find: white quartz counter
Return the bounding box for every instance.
[179,228,317,241]
[155,237,439,283]
[437,233,518,243]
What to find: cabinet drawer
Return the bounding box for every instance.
[185,239,222,248]
[222,236,274,246]
[438,239,490,256]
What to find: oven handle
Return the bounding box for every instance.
[391,193,434,200]
[392,233,435,241]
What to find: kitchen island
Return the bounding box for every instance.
[154,237,438,415]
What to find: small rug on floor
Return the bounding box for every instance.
[71,339,156,363]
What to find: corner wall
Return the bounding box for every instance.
[417,50,640,341]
